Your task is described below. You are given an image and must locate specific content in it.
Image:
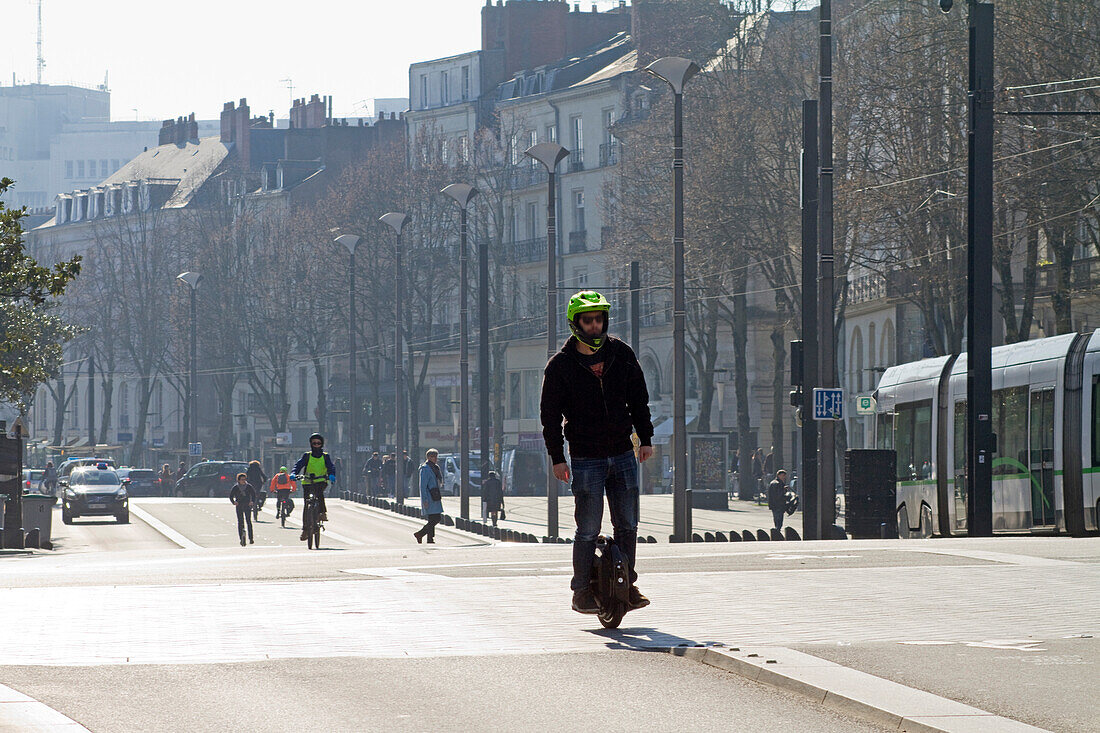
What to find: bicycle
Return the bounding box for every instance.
[275,493,295,528]
[300,474,326,549]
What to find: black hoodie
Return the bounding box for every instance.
[540,335,654,465]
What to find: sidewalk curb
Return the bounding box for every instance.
[0,682,90,731]
[664,644,1049,733]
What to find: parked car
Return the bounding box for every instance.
[440,452,483,496]
[22,469,44,493]
[174,461,249,498]
[116,468,158,496]
[61,465,129,524]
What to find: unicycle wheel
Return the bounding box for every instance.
[598,601,626,629]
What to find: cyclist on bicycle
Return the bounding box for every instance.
[293,433,336,540]
[269,466,297,519]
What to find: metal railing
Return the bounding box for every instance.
[599,141,619,167]
[510,237,547,264]
[569,150,585,172]
[568,230,587,254]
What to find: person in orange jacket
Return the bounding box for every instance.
[269,466,297,521]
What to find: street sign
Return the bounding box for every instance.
[856,395,876,416]
[152,438,165,448]
[188,442,203,457]
[356,445,372,453]
[117,432,133,443]
[275,432,292,446]
[813,388,844,421]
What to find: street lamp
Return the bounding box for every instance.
[176,271,202,463]
[645,56,700,543]
[380,212,411,504]
[334,233,361,492]
[441,184,478,520]
[935,0,994,537]
[524,141,569,539]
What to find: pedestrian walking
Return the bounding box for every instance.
[41,461,57,496]
[768,470,789,531]
[482,470,504,526]
[381,454,395,497]
[229,473,257,546]
[363,451,382,496]
[158,463,173,496]
[175,461,187,483]
[414,449,445,544]
[246,460,267,520]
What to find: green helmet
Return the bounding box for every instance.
[567,290,611,350]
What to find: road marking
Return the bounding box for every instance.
[128,503,201,550]
[895,547,1080,567]
[260,504,364,546]
[334,501,488,545]
[0,681,90,730]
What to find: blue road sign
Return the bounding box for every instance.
[188,442,203,457]
[813,388,844,421]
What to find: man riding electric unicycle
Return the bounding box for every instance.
[540,290,655,620]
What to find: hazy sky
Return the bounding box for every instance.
[1,0,630,122]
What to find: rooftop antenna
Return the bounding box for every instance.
[279,78,294,108]
[36,0,45,84]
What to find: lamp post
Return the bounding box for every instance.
[176,271,202,463]
[524,141,569,539]
[334,234,361,491]
[441,184,478,520]
[380,213,411,504]
[645,56,700,543]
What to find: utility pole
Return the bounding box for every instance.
[801,100,820,540]
[817,0,837,541]
[87,352,95,448]
[631,261,642,493]
[479,206,491,491]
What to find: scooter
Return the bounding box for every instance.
[590,535,631,629]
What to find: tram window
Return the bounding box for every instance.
[1092,377,1100,465]
[993,386,1028,476]
[876,412,894,450]
[894,401,932,481]
[954,401,966,475]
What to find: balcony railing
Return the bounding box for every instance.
[568,230,588,254]
[849,273,887,305]
[505,166,543,191]
[569,150,585,172]
[599,141,619,167]
[510,236,547,265]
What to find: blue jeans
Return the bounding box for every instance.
[570,450,640,591]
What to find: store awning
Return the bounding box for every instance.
[650,413,699,445]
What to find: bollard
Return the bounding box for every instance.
[692,533,704,542]
[756,529,770,541]
[24,527,40,549]
[770,528,784,541]
[880,522,890,539]
[646,536,657,544]
[831,525,848,540]
[741,530,755,542]
[727,530,741,541]
[784,527,801,541]
[715,531,728,542]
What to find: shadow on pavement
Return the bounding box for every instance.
[586,626,705,652]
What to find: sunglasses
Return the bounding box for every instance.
[578,313,604,325]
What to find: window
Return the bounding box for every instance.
[458,135,469,164]
[100,160,108,178]
[527,280,541,317]
[420,75,428,108]
[992,386,1028,476]
[545,124,557,144]
[876,411,894,451]
[526,202,538,240]
[77,160,85,178]
[573,267,588,287]
[112,159,120,171]
[572,189,586,232]
[1092,377,1100,465]
[953,400,967,476]
[506,205,516,243]
[508,373,522,419]
[522,370,540,419]
[509,133,519,166]
[435,387,452,425]
[87,160,95,177]
[602,108,615,145]
[65,161,73,179]
[461,66,470,100]
[441,71,449,105]
[440,138,450,165]
[527,130,537,166]
[893,401,932,481]
[571,116,583,152]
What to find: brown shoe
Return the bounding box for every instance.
[627,586,650,610]
[413,531,423,544]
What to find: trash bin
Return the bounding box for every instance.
[21,493,57,550]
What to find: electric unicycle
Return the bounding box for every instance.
[591,535,630,629]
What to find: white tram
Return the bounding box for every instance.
[875,330,1100,537]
